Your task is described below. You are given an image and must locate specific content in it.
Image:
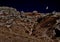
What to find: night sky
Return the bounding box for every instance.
[0,0,60,13]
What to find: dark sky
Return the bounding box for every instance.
[0,0,60,13]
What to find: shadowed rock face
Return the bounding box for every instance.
[0,7,60,42]
[55,29,60,37]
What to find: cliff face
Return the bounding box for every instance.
[0,7,60,42]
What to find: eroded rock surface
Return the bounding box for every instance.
[0,7,60,42]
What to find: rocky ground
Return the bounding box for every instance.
[0,7,60,42]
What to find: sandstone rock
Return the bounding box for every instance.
[0,6,60,42]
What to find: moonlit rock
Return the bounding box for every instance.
[56,24,60,30]
[52,11,56,14]
[21,11,24,14]
[33,11,38,13]
[6,25,11,28]
[0,11,3,14]
[56,19,60,23]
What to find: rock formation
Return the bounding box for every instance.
[0,7,60,42]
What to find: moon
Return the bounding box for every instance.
[46,6,48,10]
